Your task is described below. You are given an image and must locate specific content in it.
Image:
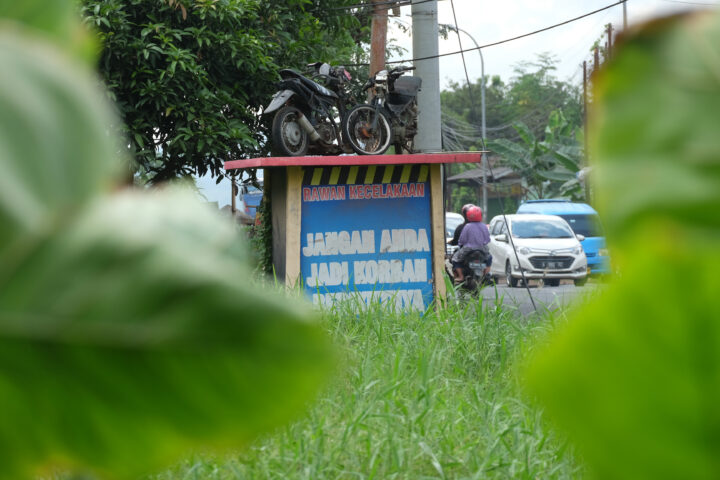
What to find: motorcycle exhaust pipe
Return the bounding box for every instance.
[297,113,322,142]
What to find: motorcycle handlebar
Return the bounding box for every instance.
[391,65,415,74]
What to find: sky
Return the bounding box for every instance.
[389,0,715,89]
[199,0,716,207]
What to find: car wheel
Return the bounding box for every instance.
[545,279,560,287]
[505,262,519,288]
[574,277,588,287]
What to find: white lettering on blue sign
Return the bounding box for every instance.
[302,230,375,257]
[300,180,433,311]
[379,229,430,253]
[311,289,426,310]
[353,259,427,284]
[305,261,350,287]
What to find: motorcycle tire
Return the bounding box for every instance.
[342,105,392,155]
[271,106,308,156]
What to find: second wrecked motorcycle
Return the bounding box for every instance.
[343,65,421,155]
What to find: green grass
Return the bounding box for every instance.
[153,297,582,480]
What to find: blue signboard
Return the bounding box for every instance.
[300,164,433,311]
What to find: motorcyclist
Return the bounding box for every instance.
[447,203,475,248]
[452,206,492,283]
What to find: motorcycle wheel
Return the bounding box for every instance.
[342,105,392,155]
[272,106,308,156]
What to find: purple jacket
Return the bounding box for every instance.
[458,222,490,249]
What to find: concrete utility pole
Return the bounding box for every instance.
[370,0,389,77]
[411,0,442,153]
[623,1,628,29]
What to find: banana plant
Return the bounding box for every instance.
[489,109,585,200]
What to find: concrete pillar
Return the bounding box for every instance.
[411,0,441,153]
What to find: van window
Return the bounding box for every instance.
[559,214,604,237]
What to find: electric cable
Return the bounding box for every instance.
[658,0,718,5]
[345,0,628,67]
[448,0,538,312]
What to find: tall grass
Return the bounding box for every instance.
[154,297,582,479]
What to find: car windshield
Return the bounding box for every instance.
[557,214,604,237]
[510,220,574,239]
[446,215,464,237]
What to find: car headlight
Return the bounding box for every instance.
[573,246,583,255]
[518,247,532,255]
[599,248,609,257]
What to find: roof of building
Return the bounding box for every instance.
[446,166,517,182]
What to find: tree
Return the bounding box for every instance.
[440,54,583,151]
[80,0,368,183]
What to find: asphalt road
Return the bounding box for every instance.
[474,280,603,316]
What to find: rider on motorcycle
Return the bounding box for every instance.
[447,203,475,249]
[451,206,492,283]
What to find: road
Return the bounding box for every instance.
[473,281,603,316]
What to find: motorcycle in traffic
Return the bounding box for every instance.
[446,248,495,293]
[343,65,421,155]
[264,62,355,156]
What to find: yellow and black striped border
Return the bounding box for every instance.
[302,164,429,186]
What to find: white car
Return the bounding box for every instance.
[487,214,588,287]
[445,212,464,255]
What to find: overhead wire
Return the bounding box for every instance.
[345,0,628,66]
[658,0,719,5]
[446,0,538,310]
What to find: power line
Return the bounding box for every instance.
[346,0,628,66]
[447,1,538,311]
[659,0,718,5]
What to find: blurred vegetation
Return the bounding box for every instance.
[79,0,370,184]
[0,1,332,478]
[524,10,720,480]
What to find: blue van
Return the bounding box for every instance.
[516,200,610,275]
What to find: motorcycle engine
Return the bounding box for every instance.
[316,123,335,144]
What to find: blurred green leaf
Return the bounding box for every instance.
[0,30,122,251]
[0,0,98,62]
[524,11,720,480]
[0,190,332,479]
[0,20,332,480]
[591,12,720,240]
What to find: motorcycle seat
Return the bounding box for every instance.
[393,76,422,96]
[279,69,338,99]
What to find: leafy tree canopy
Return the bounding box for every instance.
[441,53,582,151]
[80,0,369,183]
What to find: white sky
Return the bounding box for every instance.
[201,0,716,207]
[389,0,715,88]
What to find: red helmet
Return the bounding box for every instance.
[466,206,483,222]
[461,203,475,218]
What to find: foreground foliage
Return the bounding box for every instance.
[0,2,332,478]
[525,11,720,480]
[155,300,581,480]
